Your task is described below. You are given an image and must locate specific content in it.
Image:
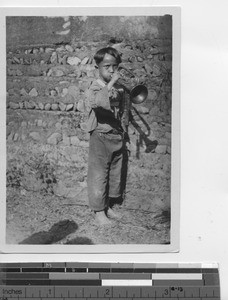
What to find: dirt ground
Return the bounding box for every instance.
[6,188,170,245]
[6,149,171,246]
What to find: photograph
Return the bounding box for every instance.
[1,7,180,252]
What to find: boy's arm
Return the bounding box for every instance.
[88,83,112,111]
[88,71,120,110]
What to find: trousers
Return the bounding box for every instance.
[87,130,124,212]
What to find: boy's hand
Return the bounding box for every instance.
[111,70,120,83]
[107,70,120,90]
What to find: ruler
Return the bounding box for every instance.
[0,262,220,299]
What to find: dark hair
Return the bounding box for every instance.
[94,47,122,65]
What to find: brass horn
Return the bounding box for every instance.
[116,65,148,104]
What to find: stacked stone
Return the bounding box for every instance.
[7,39,171,113]
[6,28,172,155]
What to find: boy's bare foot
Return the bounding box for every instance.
[95,211,112,226]
[107,208,121,219]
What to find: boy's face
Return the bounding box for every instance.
[98,53,118,83]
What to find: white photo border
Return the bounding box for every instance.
[0,6,181,253]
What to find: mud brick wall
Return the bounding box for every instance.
[6,16,172,209]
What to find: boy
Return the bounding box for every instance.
[86,47,126,226]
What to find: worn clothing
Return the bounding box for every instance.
[87,130,123,211]
[86,78,125,212]
[86,78,124,133]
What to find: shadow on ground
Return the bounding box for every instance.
[19,219,93,245]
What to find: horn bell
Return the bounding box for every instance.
[130,84,148,104]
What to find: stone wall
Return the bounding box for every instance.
[6,16,172,207]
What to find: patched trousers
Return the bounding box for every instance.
[87,130,124,212]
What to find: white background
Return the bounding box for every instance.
[0,0,228,299]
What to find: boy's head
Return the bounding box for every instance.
[94,47,122,83]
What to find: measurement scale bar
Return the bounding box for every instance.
[0,263,220,299]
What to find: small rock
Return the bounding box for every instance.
[29,88,38,97]
[80,122,88,132]
[42,121,47,128]
[47,120,54,127]
[61,88,68,97]
[19,102,24,109]
[29,132,41,141]
[21,134,27,141]
[63,95,74,104]
[79,140,89,148]
[53,69,65,77]
[8,89,15,96]
[50,90,57,97]
[50,52,58,64]
[45,103,51,111]
[55,122,62,130]
[33,48,39,54]
[6,127,11,137]
[47,132,62,145]
[144,63,153,74]
[152,121,159,127]
[152,63,161,76]
[9,102,19,109]
[56,29,70,35]
[13,133,19,141]
[37,120,43,127]
[38,103,44,110]
[137,56,143,62]
[51,103,59,111]
[27,101,36,109]
[45,48,55,53]
[24,101,29,109]
[56,46,65,52]
[63,21,71,29]
[70,136,80,146]
[58,54,68,65]
[65,45,74,52]
[167,146,171,154]
[159,138,171,147]
[47,69,52,76]
[7,132,14,141]
[20,88,28,96]
[62,135,71,146]
[67,56,81,66]
[13,57,20,64]
[81,56,90,65]
[70,154,79,162]
[165,123,171,132]
[67,85,80,99]
[155,145,167,154]
[59,102,66,111]
[66,104,74,111]
[77,99,85,112]
[59,81,69,85]
[136,106,149,114]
